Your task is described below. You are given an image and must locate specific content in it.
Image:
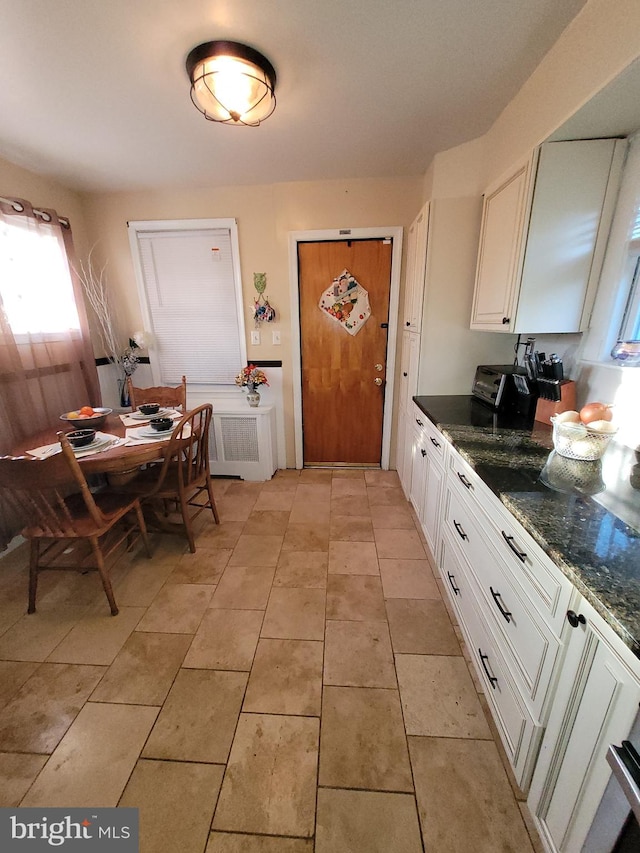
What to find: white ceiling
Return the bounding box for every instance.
[0,0,588,193]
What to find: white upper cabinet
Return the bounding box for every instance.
[403,203,429,333]
[470,139,625,334]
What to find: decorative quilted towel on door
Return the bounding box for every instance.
[318,268,371,336]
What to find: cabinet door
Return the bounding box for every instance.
[409,421,427,519]
[422,452,444,561]
[396,407,413,499]
[470,160,531,331]
[529,596,640,853]
[398,331,420,413]
[408,204,428,332]
[403,204,429,333]
[516,139,622,333]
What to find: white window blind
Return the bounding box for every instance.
[132,223,244,385]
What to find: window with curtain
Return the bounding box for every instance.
[0,195,100,550]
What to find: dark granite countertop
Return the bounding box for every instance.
[413,395,640,656]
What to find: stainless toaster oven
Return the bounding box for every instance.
[472,364,537,419]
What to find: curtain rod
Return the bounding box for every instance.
[0,194,70,229]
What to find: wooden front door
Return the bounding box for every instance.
[298,238,393,465]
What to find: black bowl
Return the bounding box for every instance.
[150,417,173,432]
[66,428,96,448]
[139,403,160,416]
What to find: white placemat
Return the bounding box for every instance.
[124,423,191,445]
[26,433,125,459]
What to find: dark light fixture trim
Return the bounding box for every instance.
[186,40,277,126]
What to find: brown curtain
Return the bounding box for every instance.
[0,195,101,550]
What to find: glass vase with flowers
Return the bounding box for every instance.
[235,364,269,406]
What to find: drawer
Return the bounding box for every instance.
[443,486,561,716]
[447,448,572,635]
[441,535,542,788]
[411,405,446,466]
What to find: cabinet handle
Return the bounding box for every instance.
[501,531,527,562]
[502,317,510,325]
[453,519,468,541]
[416,419,424,427]
[566,610,587,628]
[430,436,441,448]
[478,649,498,689]
[406,320,411,326]
[490,586,512,623]
[403,372,408,377]
[447,572,460,595]
[421,448,426,457]
[457,472,473,490]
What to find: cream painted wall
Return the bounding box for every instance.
[80,177,423,467]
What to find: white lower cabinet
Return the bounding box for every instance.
[528,594,640,853]
[441,533,542,785]
[396,407,411,499]
[405,409,640,846]
[408,404,445,560]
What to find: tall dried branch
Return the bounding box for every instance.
[74,247,123,377]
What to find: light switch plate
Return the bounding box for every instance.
[272,330,281,345]
[251,330,260,345]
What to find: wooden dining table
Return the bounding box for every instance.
[14,413,173,482]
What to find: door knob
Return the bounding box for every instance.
[374,363,383,371]
[374,377,383,386]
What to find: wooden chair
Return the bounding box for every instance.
[117,404,219,553]
[0,432,151,616]
[126,375,187,411]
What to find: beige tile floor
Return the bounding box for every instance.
[0,469,543,852]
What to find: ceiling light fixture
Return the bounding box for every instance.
[186,40,277,126]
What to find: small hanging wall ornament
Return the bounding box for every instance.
[251,272,276,328]
[318,268,371,336]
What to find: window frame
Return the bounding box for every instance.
[127,217,248,387]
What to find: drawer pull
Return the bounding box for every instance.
[453,519,468,541]
[457,472,473,490]
[478,649,498,689]
[501,531,527,562]
[490,586,512,623]
[447,572,460,596]
[403,372,408,377]
[421,448,427,457]
[416,419,424,427]
[430,436,441,448]
[566,610,587,628]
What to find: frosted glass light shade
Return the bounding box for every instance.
[186,41,276,126]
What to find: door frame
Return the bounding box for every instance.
[288,226,403,469]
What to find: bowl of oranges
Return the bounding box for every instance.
[60,406,113,430]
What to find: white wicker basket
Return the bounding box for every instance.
[550,416,617,461]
